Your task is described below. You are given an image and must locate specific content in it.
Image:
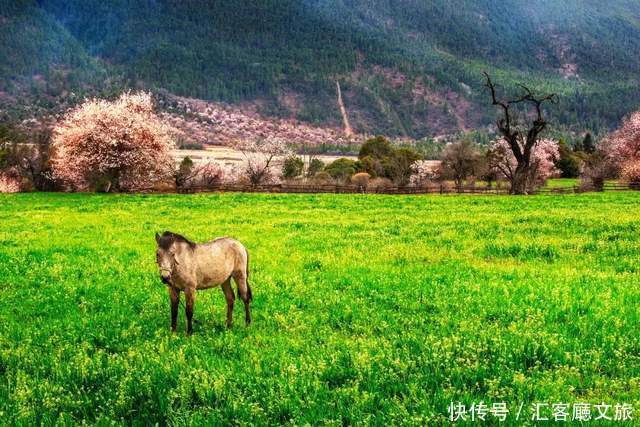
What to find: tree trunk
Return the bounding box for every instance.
[510,165,529,195]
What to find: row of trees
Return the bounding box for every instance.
[2,86,640,194]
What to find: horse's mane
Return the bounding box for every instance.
[158,231,196,250]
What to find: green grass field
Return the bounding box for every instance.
[1,192,639,424]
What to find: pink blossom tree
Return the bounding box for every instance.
[488,138,560,193]
[608,111,640,183]
[50,92,174,192]
[484,73,557,194]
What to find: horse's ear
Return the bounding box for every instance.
[155,232,161,244]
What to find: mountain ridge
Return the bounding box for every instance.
[1,0,640,141]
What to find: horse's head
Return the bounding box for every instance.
[155,231,181,284]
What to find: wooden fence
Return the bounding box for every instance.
[175,182,639,195]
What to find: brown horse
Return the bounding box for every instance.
[155,231,252,334]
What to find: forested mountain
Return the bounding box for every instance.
[1,0,640,139]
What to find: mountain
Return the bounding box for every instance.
[2,0,640,141]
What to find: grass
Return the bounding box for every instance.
[1,192,639,424]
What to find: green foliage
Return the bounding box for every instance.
[582,132,596,154]
[324,158,357,182]
[356,136,422,184]
[3,1,640,135]
[282,155,304,179]
[556,139,582,178]
[1,192,640,424]
[383,147,423,185]
[306,158,325,177]
[358,136,395,160]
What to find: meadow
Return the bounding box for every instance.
[0,192,639,425]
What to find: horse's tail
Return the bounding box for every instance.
[245,247,253,302]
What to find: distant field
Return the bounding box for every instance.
[172,146,361,167]
[1,192,639,424]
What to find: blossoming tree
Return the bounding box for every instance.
[488,138,560,192]
[50,92,174,192]
[608,111,640,183]
[484,72,557,194]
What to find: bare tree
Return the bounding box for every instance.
[483,72,557,194]
[440,140,483,190]
[234,137,291,185]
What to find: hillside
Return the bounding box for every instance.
[2,0,640,141]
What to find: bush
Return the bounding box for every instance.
[282,155,304,179]
[580,153,615,191]
[350,172,370,188]
[312,171,333,184]
[368,177,393,189]
[556,139,582,178]
[307,158,325,177]
[324,158,357,182]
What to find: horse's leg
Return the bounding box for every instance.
[233,272,251,325]
[221,278,235,328]
[184,287,196,335]
[169,286,180,332]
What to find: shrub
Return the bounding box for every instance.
[306,158,325,177]
[282,155,304,179]
[0,167,21,193]
[580,153,614,191]
[556,139,582,178]
[312,171,333,184]
[350,172,370,188]
[368,177,393,189]
[324,158,357,182]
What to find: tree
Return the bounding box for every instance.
[582,132,596,154]
[385,148,423,186]
[282,155,304,179]
[173,156,199,190]
[50,92,174,192]
[488,138,560,191]
[439,140,483,189]
[410,160,436,186]
[556,139,581,178]
[306,158,324,177]
[324,158,357,182]
[483,72,557,194]
[608,111,640,183]
[359,136,395,160]
[234,136,291,185]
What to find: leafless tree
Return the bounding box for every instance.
[483,72,557,194]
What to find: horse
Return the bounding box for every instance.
[154,231,252,334]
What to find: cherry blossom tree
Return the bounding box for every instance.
[484,72,557,194]
[488,138,560,192]
[233,137,291,185]
[50,92,174,192]
[608,111,640,183]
